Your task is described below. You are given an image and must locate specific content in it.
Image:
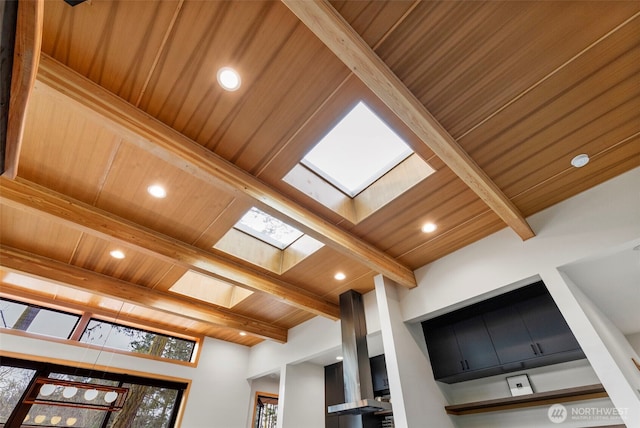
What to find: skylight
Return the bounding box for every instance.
[234,207,303,250]
[301,101,413,197]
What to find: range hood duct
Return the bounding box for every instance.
[328,290,392,416]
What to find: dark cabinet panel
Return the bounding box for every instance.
[517,294,581,356]
[422,323,463,379]
[484,306,538,364]
[421,281,585,383]
[454,316,500,371]
[370,354,389,395]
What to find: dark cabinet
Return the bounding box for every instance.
[424,316,500,380]
[369,354,390,395]
[454,316,500,371]
[422,281,585,383]
[422,324,461,379]
[516,294,581,356]
[484,306,540,364]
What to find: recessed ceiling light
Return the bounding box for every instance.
[147,184,167,198]
[110,250,125,259]
[239,331,247,336]
[217,67,241,91]
[570,154,590,168]
[336,356,343,361]
[421,222,437,233]
[334,272,346,281]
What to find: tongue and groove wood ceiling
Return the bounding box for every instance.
[2,0,639,346]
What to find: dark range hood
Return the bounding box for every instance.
[328,291,392,416]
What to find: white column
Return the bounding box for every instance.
[542,268,640,426]
[277,362,325,428]
[374,274,455,428]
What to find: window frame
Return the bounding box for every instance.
[1,356,187,428]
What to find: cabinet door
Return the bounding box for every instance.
[454,316,500,371]
[369,354,389,395]
[484,306,538,364]
[423,323,464,379]
[517,294,581,355]
[325,362,344,428]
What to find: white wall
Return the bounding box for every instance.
[626,332,640,355]
[548,271,639,424]
[374,275,454,428]
[403,167,640,323]
[443,360,625,427]
[396,168,640,427]
[277,362,325,428]
[1,333,252,428]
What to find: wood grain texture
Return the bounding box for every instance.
[0,246,286,342]
[445,384,607,415]
[3,0,43,179]
[3,0,638,346]
[35,54,417,289]
[0,177,339,319]
[282,0,535,241]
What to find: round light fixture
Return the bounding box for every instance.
[62,386,78,398]
[147,184,167,199]
[51,416,62,425]
[334,272,346,281]
[35,415,46,424]
[570,153,590,168]
[421,222,437,233]
[239,331,247,336]
[217,67,241,91]
[66,417,78,426]
[40,383,56,396]
[104,391,118,403]
[84,389,99,401]
[110,250,125,259]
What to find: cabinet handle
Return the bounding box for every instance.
[460,360,465,370]
[531,344,538,355]
[465,360,470,370]
[537,343,543,354]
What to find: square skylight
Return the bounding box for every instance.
[234,207,303,250]
[301,101,413,197]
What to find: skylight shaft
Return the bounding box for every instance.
[301,102,413,197]
[234,207,303,250]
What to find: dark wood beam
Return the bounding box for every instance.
[282,0,535,241]
[0,245,288,342]
[35,54,418,289]
[0,177,340,320]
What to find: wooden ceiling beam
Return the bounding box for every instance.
[0,177,339,320]
[0,246,288,343]
[2,0,43,179]
[35,54,417,289]
[282,0,536,241]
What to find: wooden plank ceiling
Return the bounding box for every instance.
[2,0,639,346]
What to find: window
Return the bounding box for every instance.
[0,298,79,339]
[253,393,278,428]
[0,295,198,364]
[283,101,435,224]
[0,357,186,428]
[79,319,196,362]
[0,366,36,425]
[234,207,303,250]
[301,101,412,197]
